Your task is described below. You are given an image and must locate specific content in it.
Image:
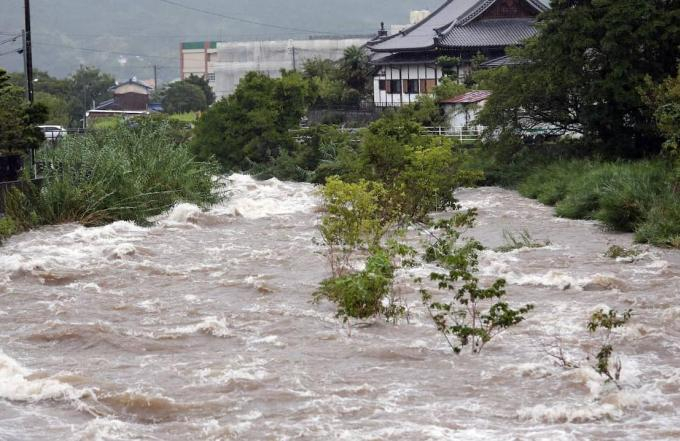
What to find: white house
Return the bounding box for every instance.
[441,90,491,128]
[367,0,550,107]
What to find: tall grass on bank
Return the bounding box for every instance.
[4,119,220,233]
[516,159,679,248]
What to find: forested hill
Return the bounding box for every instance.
[0,0,441,81]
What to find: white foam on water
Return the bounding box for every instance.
[162,316,233,338]
[75,417,142,441]
[478,249,623,290]
[211,173,319,219]
[0,221,148,280]
[0,350,92,403]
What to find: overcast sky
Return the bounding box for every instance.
[0,0,443,80]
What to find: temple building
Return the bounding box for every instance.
[368,0,549,107]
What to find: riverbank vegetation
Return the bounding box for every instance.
[469,0,679,248]
[1,118,219,242]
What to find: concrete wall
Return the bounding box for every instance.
[213,38,368,99]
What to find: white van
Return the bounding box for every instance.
[38,125,67,141]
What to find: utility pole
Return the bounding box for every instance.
[291,46,296,71]
[21,30,29,102]
[23,0,34,103]
[153,64,158,90]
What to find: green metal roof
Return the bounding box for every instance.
[182,41,218,50]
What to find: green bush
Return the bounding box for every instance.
[509,156,678,247]
[635,193,680,248]
[554,162,616,219]
[0,216,17,244]
[595,161,669,231]
[314,250,397,324]
[7,117,219,229]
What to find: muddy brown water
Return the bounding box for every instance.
[0,175,679,440]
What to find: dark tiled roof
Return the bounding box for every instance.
[440,90,492,104]
[480,54,519,67]
[371,52,438,66]
[439,18,537,48]
[368,0,549,52]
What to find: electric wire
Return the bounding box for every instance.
[149,0,341,36]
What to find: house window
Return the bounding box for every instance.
[386,79,401,94]
[379,79,386,91]
[420,79,437,93]
[405,79,419,94]
[207,72,215,82]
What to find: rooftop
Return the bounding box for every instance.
[441,90,492,104]
[368,0,549,52]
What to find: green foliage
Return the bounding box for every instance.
[477,0,680,157]
[394,137,483,220]
[420,215,534,354]
[183,74,216,105]
[162,81,207,114]
[318,177,392,276]
[6,117,219,228]
[9,66,114,128]
[432,76,468,102]
[511,158,678,247]
[587,308,633,386]
[0,216,17,244]
[35,91,70,127]
[303,48,373,106]
[396,95,447,127]
[0,68,48,154]
[67,66,116,126]
[635,193,680,248]
[338,46,372,98]
[314,250,401,325]
[192,71,311,170]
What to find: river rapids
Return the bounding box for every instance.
[0,174,679,440]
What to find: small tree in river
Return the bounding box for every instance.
[419,213,534,354]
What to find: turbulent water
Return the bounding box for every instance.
[0,174,679,440]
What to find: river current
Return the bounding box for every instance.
[0,174,678,440]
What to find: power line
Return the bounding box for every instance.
[0,34,21,46]
[0,47,21,57]
[32,41,177,60]
[149,0,340,36]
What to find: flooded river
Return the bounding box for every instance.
[0,175,679,440]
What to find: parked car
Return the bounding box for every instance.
[38,125,67,141]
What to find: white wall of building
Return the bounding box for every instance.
[213,38,367,99]
[373,64,443,107]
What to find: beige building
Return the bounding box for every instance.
[180,41,218,85]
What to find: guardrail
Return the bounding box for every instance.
[0,178,42,214]
[291,126,483,143]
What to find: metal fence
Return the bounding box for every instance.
[0,178,42,215]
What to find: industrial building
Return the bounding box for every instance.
[181,37,369,100]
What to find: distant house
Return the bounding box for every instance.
[440,90,491,128]
[96,78,153,111]
[87,78,155,127]
[368,0,549,107]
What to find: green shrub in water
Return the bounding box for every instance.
[314,250,403,327]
